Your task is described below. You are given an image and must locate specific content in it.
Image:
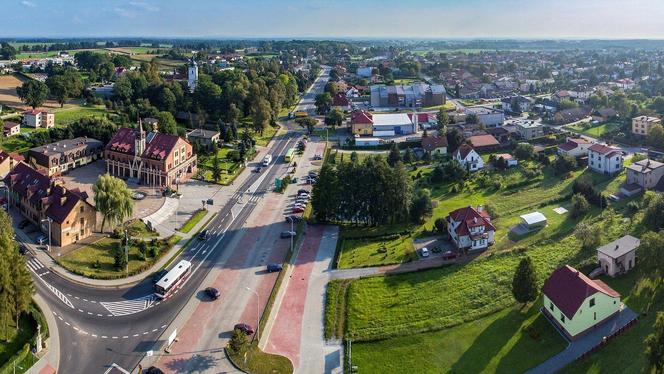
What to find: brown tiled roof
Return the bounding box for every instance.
[468,134,499,148]
[456,144,475,159]
[589,143,621,157]
[447,206,495,236]
[421,135,448,152]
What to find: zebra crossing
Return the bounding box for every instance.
[39,278,75,309]
[101,295,157,317]
[26,258,49,276]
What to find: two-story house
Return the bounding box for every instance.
[631,116,661,136]
[542,265,621,340]
[22,109,54,129]
[557,138,591,158]
[453,144,484,172]
[588,144,623,175]
[446,206,495,251]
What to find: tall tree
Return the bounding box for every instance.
[16,80,49,109]
[93,174,134,232]
[314,92,332,115]
[324,109,344,129]
[646,312,664,373]
[155,111,178,135]
[410,188,433,223]
[436,108,449,131]
[252,98,272,135]
[387,143,402,167]
[511,257,538,307]
[212,153,222,182]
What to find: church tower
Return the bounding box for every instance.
[135,118,146,157]
[188,57,198,93]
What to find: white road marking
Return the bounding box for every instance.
[104,363,130,374]
[92,334,98,338]
[101,295,156,317]
[64,322,70,326]
[35,276,75,309]
[133,334,139,337]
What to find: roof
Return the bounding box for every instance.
[589,143,621,157]
[558,138,589,152]
[520,211,547,226]
[633,116,660,123]
[22,109,50,116]
[407,112,435,124]
[29,137,103,158]
[596,235,640,259]
[447,206,495,237]
[371,113,413,127]
[351,111,373,125]
[468,134,499,148]
[106,128,186,161]
[627,159,664,174]
[332,93,349,107]
[594,108,617,118]
[456,144,475,159]
[543,265,620,319]
[187,128,220,139]
[421,135,448,152]
[495,153,513,161]
[485,127,509,136]
[3,121,19,129]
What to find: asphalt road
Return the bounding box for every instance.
[294,66,330,114]
[27,131,298,374]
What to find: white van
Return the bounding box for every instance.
[262,154,272,166]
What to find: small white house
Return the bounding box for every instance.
[446,206,495,251]
[454,144,484,172]
[557,138,592,158]
[597,235,640,277]
[588,144,624,175]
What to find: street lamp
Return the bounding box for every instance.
[286,216,294,255]
[124,230,129,275]
[245,287,260,343]
[40,218,52,252]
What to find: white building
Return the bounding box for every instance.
[557,138,592,158]
[597,235,640,277]
[188,59,199,92]
[22,109,54,129]
[453,144,484,172]
[588,144,624,175]
[446,206,495,251]
[465,106,505,128]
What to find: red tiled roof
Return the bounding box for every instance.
[3,122,19,130]
[421,135,448,152]
[407,113,435,124]
[495,153,513,160]
[332,93,349,107]
[351,111,373,125]
[447,206,495,236]
[589,143,621,157]
[543,265,620,319]
[22,109,49,115]
[468,134,499,148]
[106,128,184,161]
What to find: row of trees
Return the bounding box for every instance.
[312,156,433,225]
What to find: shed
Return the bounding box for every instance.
[597,235,640,277]
[519,212,547,230]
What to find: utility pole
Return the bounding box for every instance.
[124,230,129,275]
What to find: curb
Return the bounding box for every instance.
[26,294,60,374]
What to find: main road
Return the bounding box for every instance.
[26,68,331,373]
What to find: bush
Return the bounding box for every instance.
[570,193,590,218]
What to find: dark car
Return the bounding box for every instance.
[297,189,310,195]
[267,263,283,273]
[144,367,165,374]
[18,244,28,255]
[442,251,458,260]
[198,229,209,240]
[308,171,318,178]
[152,269,168,284]
[280,231,296,238]
[254,166,262,173]
[18,219,30,229]
[234,323,254,335]
[205,287,220,300]
[292,207,305,213]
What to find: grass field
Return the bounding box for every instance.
[179,209,208,233]
[53,104,107,126]
[329,150,387,164]
[567,122,620,138]
[350,304,566,373]
[227,342,293,374]
[336,233,417,269]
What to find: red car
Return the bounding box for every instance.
[292,207,305,213]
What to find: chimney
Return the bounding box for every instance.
[60,196,66,206]
[615,244,619,251]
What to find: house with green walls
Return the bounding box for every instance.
[542,265,621,340]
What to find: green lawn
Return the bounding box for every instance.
[0,135,32,153]
[336,233,417,269]
[567,122,620,138]
[227,343,293,374]
[249,124,279,147]
[350,304,566,373]
[178,209,208,233]
[330,150,387,164]
[53,104,107,126]
[59,235,180,279]
[125,220,159,238]
[421,101,457,111]
[0,315,36,367]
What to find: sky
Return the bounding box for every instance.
[5,0,664,39]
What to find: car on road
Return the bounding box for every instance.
[267,263,283,272]
[253,166,262,173]
[442,251,457,260]
[280,231,296,238]
[262,154,272,166]
[198,230,209,240]
[292,207,305,213]
[421,247,430,257]
[205,287,220,300]
[18,219,30,229]
[18,244,28,255]
[308,171,318,178]
[313,154,323,160]
[234,323,255,335]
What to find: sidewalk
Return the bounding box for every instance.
[329,252,472,280]
[26,294,60,374]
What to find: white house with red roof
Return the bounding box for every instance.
[542,265,621,340]
[453,144,484,171]
[588,144,623,175]
[22,109,54,129]
[446,206,495,251]
[557,138,592,158]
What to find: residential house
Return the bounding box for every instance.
[468,134,500,151]
[421,135,447,155]
[28,137,104,177]
[554,107,592,125]
[501,95,533,113]
[623,158,664,194]
[446,206,495,251]
[22,109,54,129]
[597,235,640,277]
[465,107,505,128]
[4,162,97,247]
[453,144,484,171]
[631,116,661,136]
[553,90,571,103]
[350,111,373,136]
[3,121,20,137]
[542,265,621,340]
[515,120,544,140]
[186,129,221,150]
[495,153,518,167]
[591,108,618,123]
[331,93,350,111]
[350,111,417,137]
[588,144,623,175]
[557,138,592,158]
[0,151,23,178]
[370,83,446,108]
[105,121,198,188]
[485,127,511,143]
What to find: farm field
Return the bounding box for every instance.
[0,74,61,109]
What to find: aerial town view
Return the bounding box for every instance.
[2,1,664,373]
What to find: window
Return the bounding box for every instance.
[549,302,554,311]
[589,298,595,307]
[560,314,565,323]
[594,312,596,321]
[80,206,84,213]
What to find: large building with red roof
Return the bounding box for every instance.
[542,265,621,340]
[4,162,97,247]
[446,205,495,251]
[104,121,197,188]
[588,144,623,175]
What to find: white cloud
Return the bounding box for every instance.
[114,7,136,18]
[129,1,159,12]
[20,0,36,7]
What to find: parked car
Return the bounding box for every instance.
[442,251,457,261]
[308,171,318,177]
[254,166,262,173]
[292,207,305,213]
[36,235,47,245]
[18,244,27,255]
[234,323,255,335]
[18,219,30,229]
[267,263,283,272]
[297,192,310,198]
[205,287,220,300]
[198,229,209,240]
[421,247,430,257]
[297,189,310,195]
[293,203,307,209]
[280,231,296,238]
[313,154,323,160]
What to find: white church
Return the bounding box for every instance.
[188,58,198,92]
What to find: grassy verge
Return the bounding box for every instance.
[324,279,351,340]
[226,343,293,374]
[178,209,208,233]
[336,233,417,269]
[58,235,181,279]
[125,220,159,238]
[349,303,566,373]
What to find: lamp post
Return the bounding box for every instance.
[245,287,260,343]
[124,230,129,275]
[40,218,52,252]
[286,216,294,255]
